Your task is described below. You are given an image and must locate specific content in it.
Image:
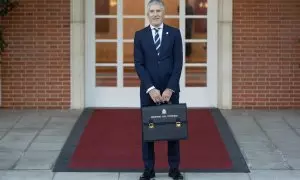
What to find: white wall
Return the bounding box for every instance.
[70,0,85,109]
[218,0,233,109]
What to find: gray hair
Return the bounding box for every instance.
[147,0,165,11]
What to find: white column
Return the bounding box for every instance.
[218,0,233,109]
[70,0,85,109]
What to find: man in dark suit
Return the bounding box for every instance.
[134,0,184,179]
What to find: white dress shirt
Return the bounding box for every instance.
[150,23,163,44]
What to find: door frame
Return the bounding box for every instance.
[83,0,219,108]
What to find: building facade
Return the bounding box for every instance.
[0,0,299,109]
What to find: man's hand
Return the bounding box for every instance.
[162,88,173,102]
[149,88,162,103]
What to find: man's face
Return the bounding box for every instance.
[147,3,165,27]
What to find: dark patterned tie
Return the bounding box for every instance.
[154,28,161,56]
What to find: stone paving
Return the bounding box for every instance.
[0,109,299,179]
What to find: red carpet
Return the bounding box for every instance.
[66,109,236,171]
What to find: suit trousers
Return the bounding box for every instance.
[141,92,180,170]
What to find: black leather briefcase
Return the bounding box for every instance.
[141,103,188,142]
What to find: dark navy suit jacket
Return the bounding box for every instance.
[134,24,183,106]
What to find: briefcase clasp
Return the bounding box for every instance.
[176,121,181,128]
[148,122,155,128]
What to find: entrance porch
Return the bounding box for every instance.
[0,109,299,179]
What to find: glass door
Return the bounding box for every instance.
[85,0,218,107]
[178,0,218,107]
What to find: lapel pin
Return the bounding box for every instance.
[166,32,169,35]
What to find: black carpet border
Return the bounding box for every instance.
[52,108,94,172]
[209,108,250,173]
[52,108,249,173]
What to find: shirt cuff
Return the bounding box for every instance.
[167,88,175,93]
[146,86,155,93]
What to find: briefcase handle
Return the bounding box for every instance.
[156,101,172,105]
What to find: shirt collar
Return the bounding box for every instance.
[150,23,164,30]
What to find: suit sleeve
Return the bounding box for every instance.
[134,31,153,91]
[167,29,183,91]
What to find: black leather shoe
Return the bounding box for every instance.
[139,168,155,180]
[168,168,184,180]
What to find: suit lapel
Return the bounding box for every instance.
[145,26,157,55]
[160,25,169,57]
